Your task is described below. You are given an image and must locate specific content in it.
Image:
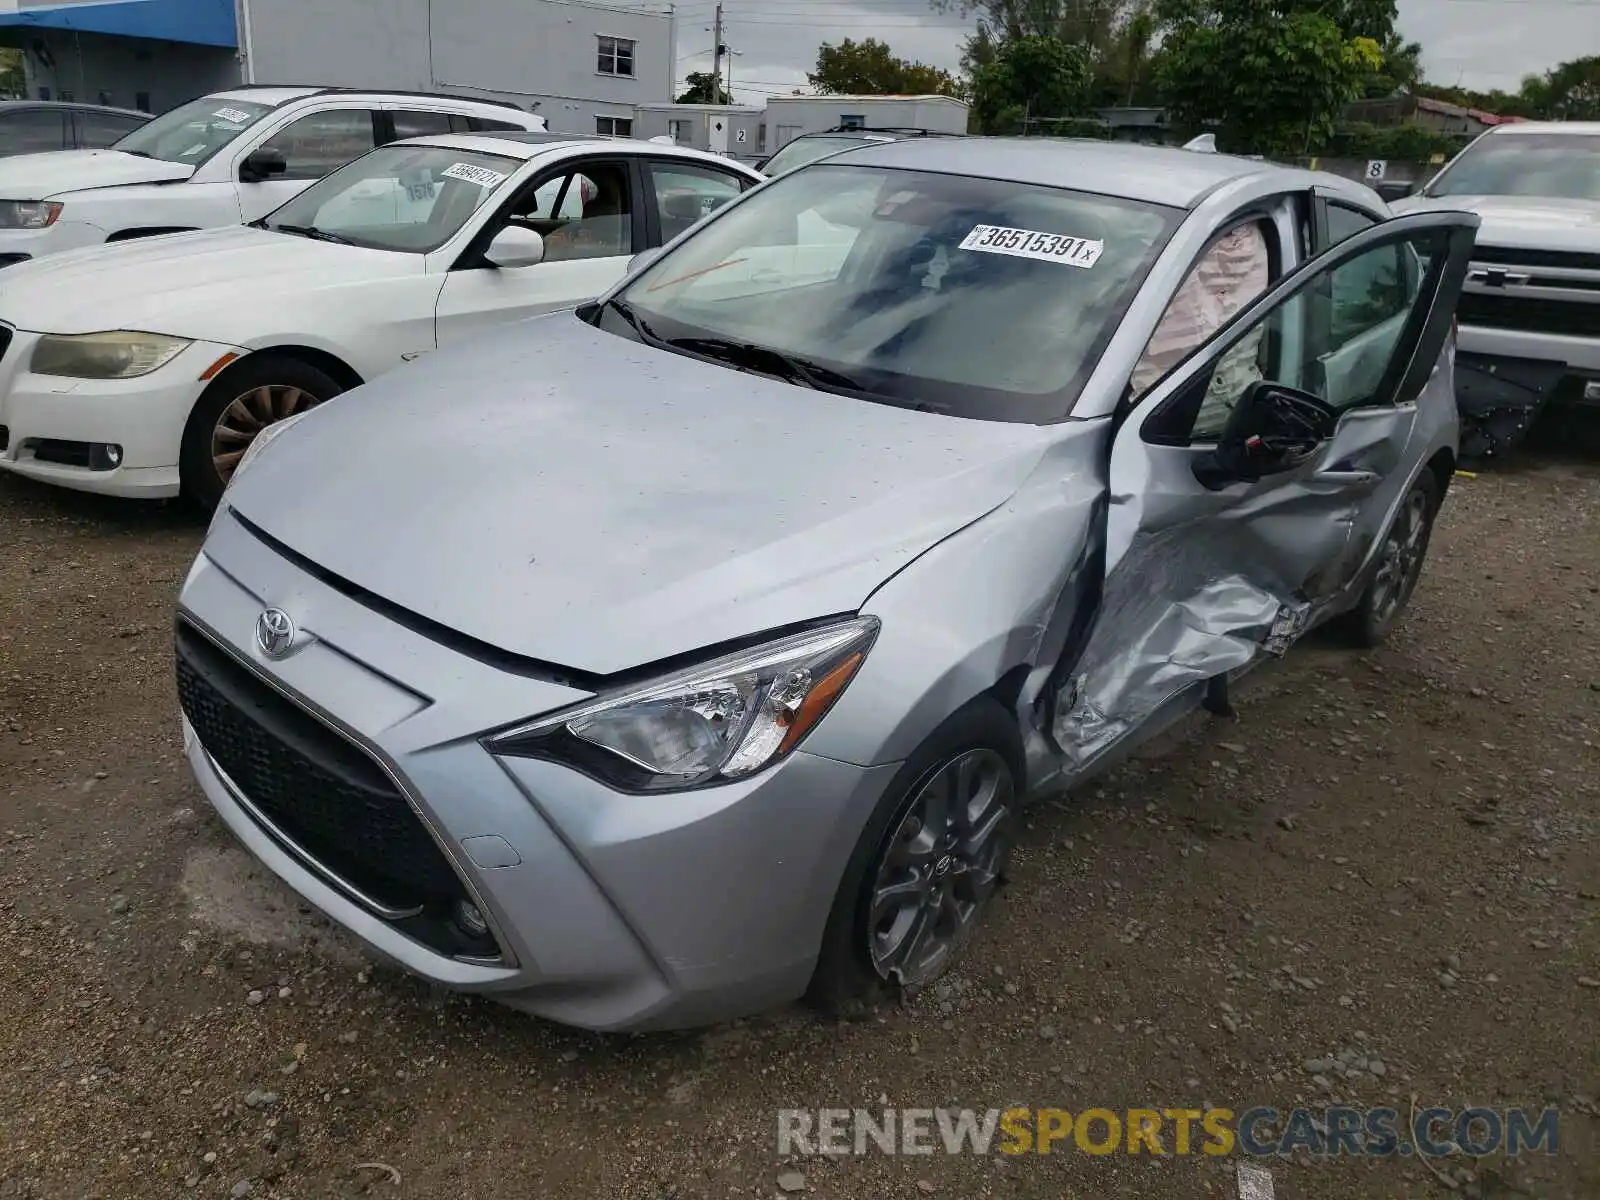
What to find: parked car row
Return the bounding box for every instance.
[6,90,1572,1035]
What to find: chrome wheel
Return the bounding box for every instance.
[1370,488,1431,627]
[210,385,320,484]
[867,748,1014,987]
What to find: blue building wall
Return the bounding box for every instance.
[0,0,236,49]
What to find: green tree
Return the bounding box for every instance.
[1154,1,1382,154]
[970,35,1092,133]
[1519,55,1600,120]
[808,38,963,97]
[676,72,731,104]
[0,49,24,100]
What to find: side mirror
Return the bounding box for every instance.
[1375,180,1416,202]
[1193,379,1339,491]
[239,147,287,183]
[627,246,663,274]
[483,225,545,269]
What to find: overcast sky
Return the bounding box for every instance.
[669,0,1599,103]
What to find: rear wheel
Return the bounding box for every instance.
[1341,470,1440,647]
[807,698,1021,1018]
[180,355,343,511]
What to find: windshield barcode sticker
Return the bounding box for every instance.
[441,162,507,188]
[959,224,1103,268]
[213,107,253,125]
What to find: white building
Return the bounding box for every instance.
[632,102,764,162]
[0,0,677,135]
[762,94,970,152]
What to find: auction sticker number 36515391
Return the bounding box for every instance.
[959,224,1104,269]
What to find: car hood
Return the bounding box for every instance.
[0,149,192,199]
[1390,193,1600,254]
[0,225,417,336]
[225,314,1054,675]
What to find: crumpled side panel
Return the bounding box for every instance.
[1052,521,1309,766]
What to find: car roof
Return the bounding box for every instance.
[391,130,762,171]
[819,136,1288,209]
[204,86,531,115]
[1483,120,1600,136]
[0,99,148,118]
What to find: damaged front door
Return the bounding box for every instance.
[1052,211,1479,773]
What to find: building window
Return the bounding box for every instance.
[98,90,113,106]
[667,118,690,142]
[838,114,865,130]
[37,86,49,101]
[596,115,633,137]
[597,35,635,77]
[59,90,74,102]
[135,91,151,112]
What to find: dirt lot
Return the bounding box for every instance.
[1,452,1597,1200]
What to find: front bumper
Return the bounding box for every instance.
[175,509,899,1031]
[0,331,234,498]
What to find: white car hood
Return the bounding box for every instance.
[0,225,420,338]
[1390,193,1600,255]
[0,149,193,199]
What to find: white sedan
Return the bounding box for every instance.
[0,131,762,507]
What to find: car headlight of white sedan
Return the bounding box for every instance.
[30,331,194,380]
[0,200,63,229]
[488,617,880,792]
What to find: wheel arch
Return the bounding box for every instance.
[1425,446,1456,503]
[208,345,366,395]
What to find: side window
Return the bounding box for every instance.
[1175,231,1445,443]
[596,116,632,138]
[1326,203,1377,247]
[390,110,454,141]
[79,110,145,148]
[503,162,633,262]
[648,162,747,240]
[467,116,527,133]
[1129,218,1274,401]
[256,109,378,181]
[0,109,68,154]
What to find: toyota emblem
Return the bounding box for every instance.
[255,607,296,659]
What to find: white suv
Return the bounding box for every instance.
[0,86,546,267]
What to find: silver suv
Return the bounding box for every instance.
[1393,122,1600,459]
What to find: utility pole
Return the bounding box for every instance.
[710,3,724,105]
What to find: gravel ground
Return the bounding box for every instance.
[1,451,1596,1200]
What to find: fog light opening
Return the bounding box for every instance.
[89,442,123,471]
[453,899,490,938]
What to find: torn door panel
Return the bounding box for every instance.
[1052,521,1312,766]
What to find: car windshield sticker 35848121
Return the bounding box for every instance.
[441,162,508,189]
[959,225,1103,269]
[213,108,254,125]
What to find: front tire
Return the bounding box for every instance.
[180,355,343,512]
[807,697,1022,1019]
[1341,469,1441,647]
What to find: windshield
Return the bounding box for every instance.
[112,95,275,166]
[607,164,1181,421]
[1425,132,1600,201]
[761,135,880,177]
[262,144,519,253]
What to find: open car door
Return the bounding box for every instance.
[1049,209,1480,775]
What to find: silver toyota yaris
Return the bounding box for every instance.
[175,138,1479,1031]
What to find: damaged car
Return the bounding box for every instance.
[174,138,1479,1032]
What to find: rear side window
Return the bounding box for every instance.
[390,110,454,140]
[78,110,147,148]
[0,109,68,155]
[257,109,379,181]
[468,116,528,133]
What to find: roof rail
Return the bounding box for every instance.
[226,84,528,112]
[817,125,962,137]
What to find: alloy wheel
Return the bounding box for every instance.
[1370,489,1431,627]
[210,385,321,484]
[867,748,1014,988]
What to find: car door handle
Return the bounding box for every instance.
[1314,468,1381,486]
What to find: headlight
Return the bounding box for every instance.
[0,200,62,229]
[488,617,879,792]
[31,331,193,379]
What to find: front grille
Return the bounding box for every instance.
[1457,292,1600,340]
[1472,245,1600,272]
[174,620,469,914]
